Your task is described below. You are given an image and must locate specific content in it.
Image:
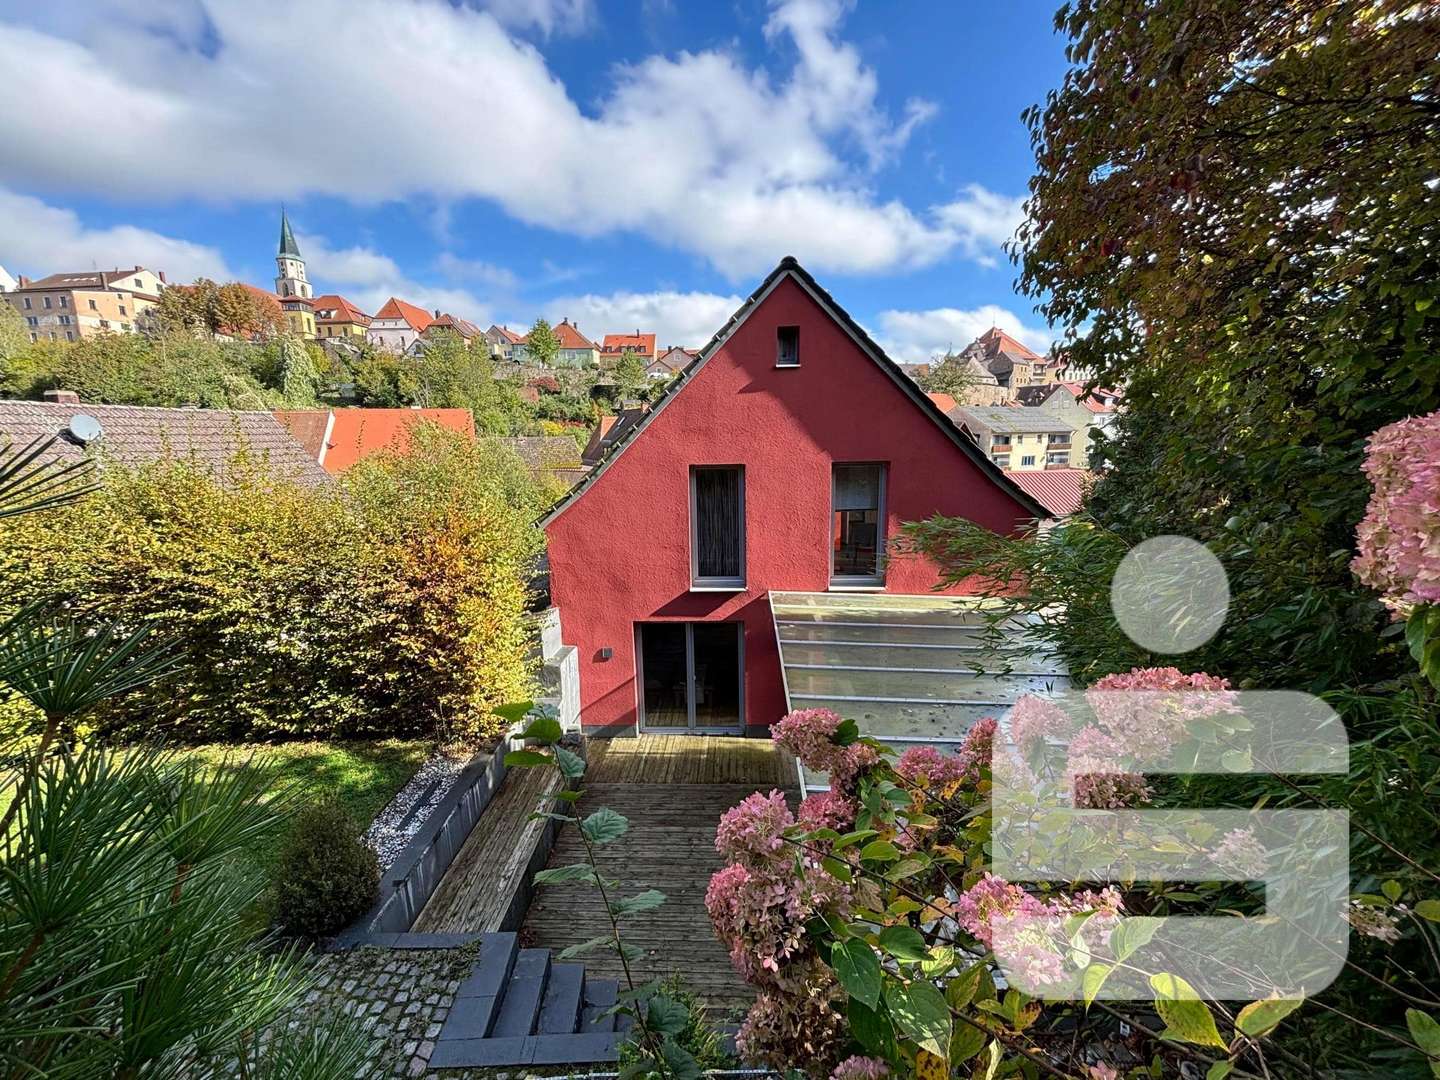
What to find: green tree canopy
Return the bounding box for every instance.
[917,351,980,398]
[524,318,560,367]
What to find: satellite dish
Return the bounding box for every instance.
[67,414,103,445]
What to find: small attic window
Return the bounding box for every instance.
[776,326,800,367]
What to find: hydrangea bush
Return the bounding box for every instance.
[705,672,1375,1079]
[1353,409,1440,686]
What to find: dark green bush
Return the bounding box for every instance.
[270,799,379,938]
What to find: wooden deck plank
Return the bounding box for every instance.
[413,764,563,933]
[523,735,797,1017]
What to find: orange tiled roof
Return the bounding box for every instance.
[553,320,597,350]
[311,294,372,325]
[372,297,434,333]
[977,326,1043,361]
[601,332,656,354]
[925,392,958,414]
[281,408,475,474]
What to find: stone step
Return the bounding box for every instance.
[428,1031,620,1069]
[580,977,618,1033]
[489,948,551,1038]
[441,932,520,1041]
[536,962,585,1034]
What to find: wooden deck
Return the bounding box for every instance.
[523,735,797,1017]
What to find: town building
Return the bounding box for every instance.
[273,407,474,473]
[541,257,1048,737]
[515,318,599,367]
[273,211,316,338]
[951,404,1078,471]
[0,395,327,484]
[4,267,167,341]
[649,345,696,381]
[599,331,658,368]
[422,314,483,349]
[312,295,372,341]
[0,265,16,293]
[367,297,434,353]
[960,326,1062,389]
[485,325,525,360]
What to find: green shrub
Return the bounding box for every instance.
[0,424,544,743]
[270,799,379,938]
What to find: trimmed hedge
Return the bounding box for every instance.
[0,425,544,743]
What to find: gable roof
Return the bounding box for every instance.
[541,256,1050,526]
[311,294,371,325]
[601,332,657,354]
[976,326,1043,361]
[428,314,482,338]
[488,324,525,344]
[21,268,161,297]
[372,297,434,332]
[553,320,597,350]
[0,401,329,484]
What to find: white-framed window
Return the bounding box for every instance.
[831,463,886,586]
[134,277,143,288]
[23,297,32,309]
[66,331,75,341]
[1021,455,1037,467]
[1047,452,1070,466]
[43,296,52,309]
[691,465,745,589]
[58,296,68,308]
[776,325,800,367]
[993,455,1011,468]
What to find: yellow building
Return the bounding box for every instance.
[5,267,167,341]
[312,294,372,339]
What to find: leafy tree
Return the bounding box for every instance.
[1013,0,1440,693]
[917,351,980,399]
[613,349,648,400]
[279,335,322,405]
[155,278,283,340]
[525,317,560,367]
[0,301,28,364]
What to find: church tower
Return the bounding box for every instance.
[275,209,310,299]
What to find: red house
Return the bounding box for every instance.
[542,258,1047,736]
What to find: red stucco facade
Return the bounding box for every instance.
[543,268,1039,735]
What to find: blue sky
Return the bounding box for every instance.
[0,0,1069,360]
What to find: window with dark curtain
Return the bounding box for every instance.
[832,463,883,580]
[776,326,800,366]
[694,466,743,582]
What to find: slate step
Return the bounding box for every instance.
[537,962,585,1034]
[580,977,618,1033]
[428,1031,621,1069]
[489,948,552,1038]
[440,932,520,1041]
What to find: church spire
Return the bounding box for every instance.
[278,207,301,259]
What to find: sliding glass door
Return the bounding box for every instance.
[638,622,744,731]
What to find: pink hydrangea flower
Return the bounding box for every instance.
[831,1056,889,1080]
[716,789,794,864]
[1009,694,1076,757]
[1211,826,1268,880]
[895,745,970,789]
[955,873,1051,949]
[826,741,880,799]
[1087,1065,1120,1080]
[1353,410,1440,612]
[773,708,847,771]
[797,790,856,832]
[1087,667,1234,764]
[1065,725,1153,808]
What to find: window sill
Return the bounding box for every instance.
[690,583,747,593]
[828,583,886,592]
[774,363,801,370]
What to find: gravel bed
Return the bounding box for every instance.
[364,752,473,871]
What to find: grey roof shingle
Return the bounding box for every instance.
[953,405,1075,435]
[0,401,330,485]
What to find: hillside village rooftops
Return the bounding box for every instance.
[19,268,164,298]
[552,320,597,350]
[601,332,656,354]
[953,404,1075,434]
[312,294,372,324]
[274,407,474,473]
[0,400,329,484]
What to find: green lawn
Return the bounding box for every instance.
[2,738,434,879]
[177,738,435,876]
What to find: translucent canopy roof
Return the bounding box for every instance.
[770,591,1071,793]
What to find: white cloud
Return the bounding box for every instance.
[470,0,594,36]
[297,232,494,324]
[0,187,232,281]
[0,0,1022,279]
[541,290,744,349]
[873,304,1052,365]
[436,253,519,292]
